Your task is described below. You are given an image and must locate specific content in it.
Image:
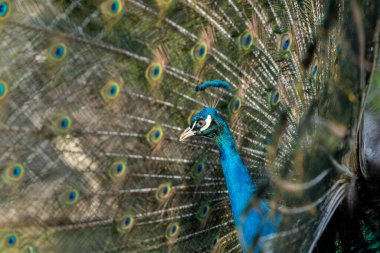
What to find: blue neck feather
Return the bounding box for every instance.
[215,119,279,252]
[192,81,279,251]
[216,126,255,220]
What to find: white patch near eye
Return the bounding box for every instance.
[200,115,212,132]
[191,121,196,130]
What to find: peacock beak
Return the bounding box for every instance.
[179,127,196,142]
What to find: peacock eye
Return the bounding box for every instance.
[197,120,206,127]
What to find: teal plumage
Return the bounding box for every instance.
[182,104,280,252]
[0,0,379,253]
[181,82,279,252]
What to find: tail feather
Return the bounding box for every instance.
[0,0,379,252]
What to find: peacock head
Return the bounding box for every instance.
[179,107,224,141]
[179,80,231,142]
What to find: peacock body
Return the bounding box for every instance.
[0,0,379,252]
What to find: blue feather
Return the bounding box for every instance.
[194,80,232,92]
[214,113,279,251]
[0,1,10,18]
[188,104,281,252]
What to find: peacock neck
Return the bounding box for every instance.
[215,125,256,225]
[215,123,276,252]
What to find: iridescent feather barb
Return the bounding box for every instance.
[195,80,232,92]
[194,80,232,107]
[0,0,378,253]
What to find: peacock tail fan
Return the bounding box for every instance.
[0,0,378,252]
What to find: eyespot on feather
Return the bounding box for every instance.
[239,31,254,51]
[278,32,292,52]
[209,235,219,250]
[0,80,9,100]
[196,202,211,220]
[191,162,206,180]
[166,222,180,239]
[156,182,172,201]
[270,90,281,107]
[145,62,163,82]
[108,160,127,179]
[59,189,80,207]
[3,163,25,184]
[0,1,11,20]
[1,232,19,249]
[311,63,318,79]
[101,0,123,17]
[51,115,72,135]
[48,42,67,62]
[117,213,135,233]
[228,96,242,115]
[146,125,164,146]
[191,42,208,62]
[101,80,121,102]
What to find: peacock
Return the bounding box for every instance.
[0,0,379,252]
